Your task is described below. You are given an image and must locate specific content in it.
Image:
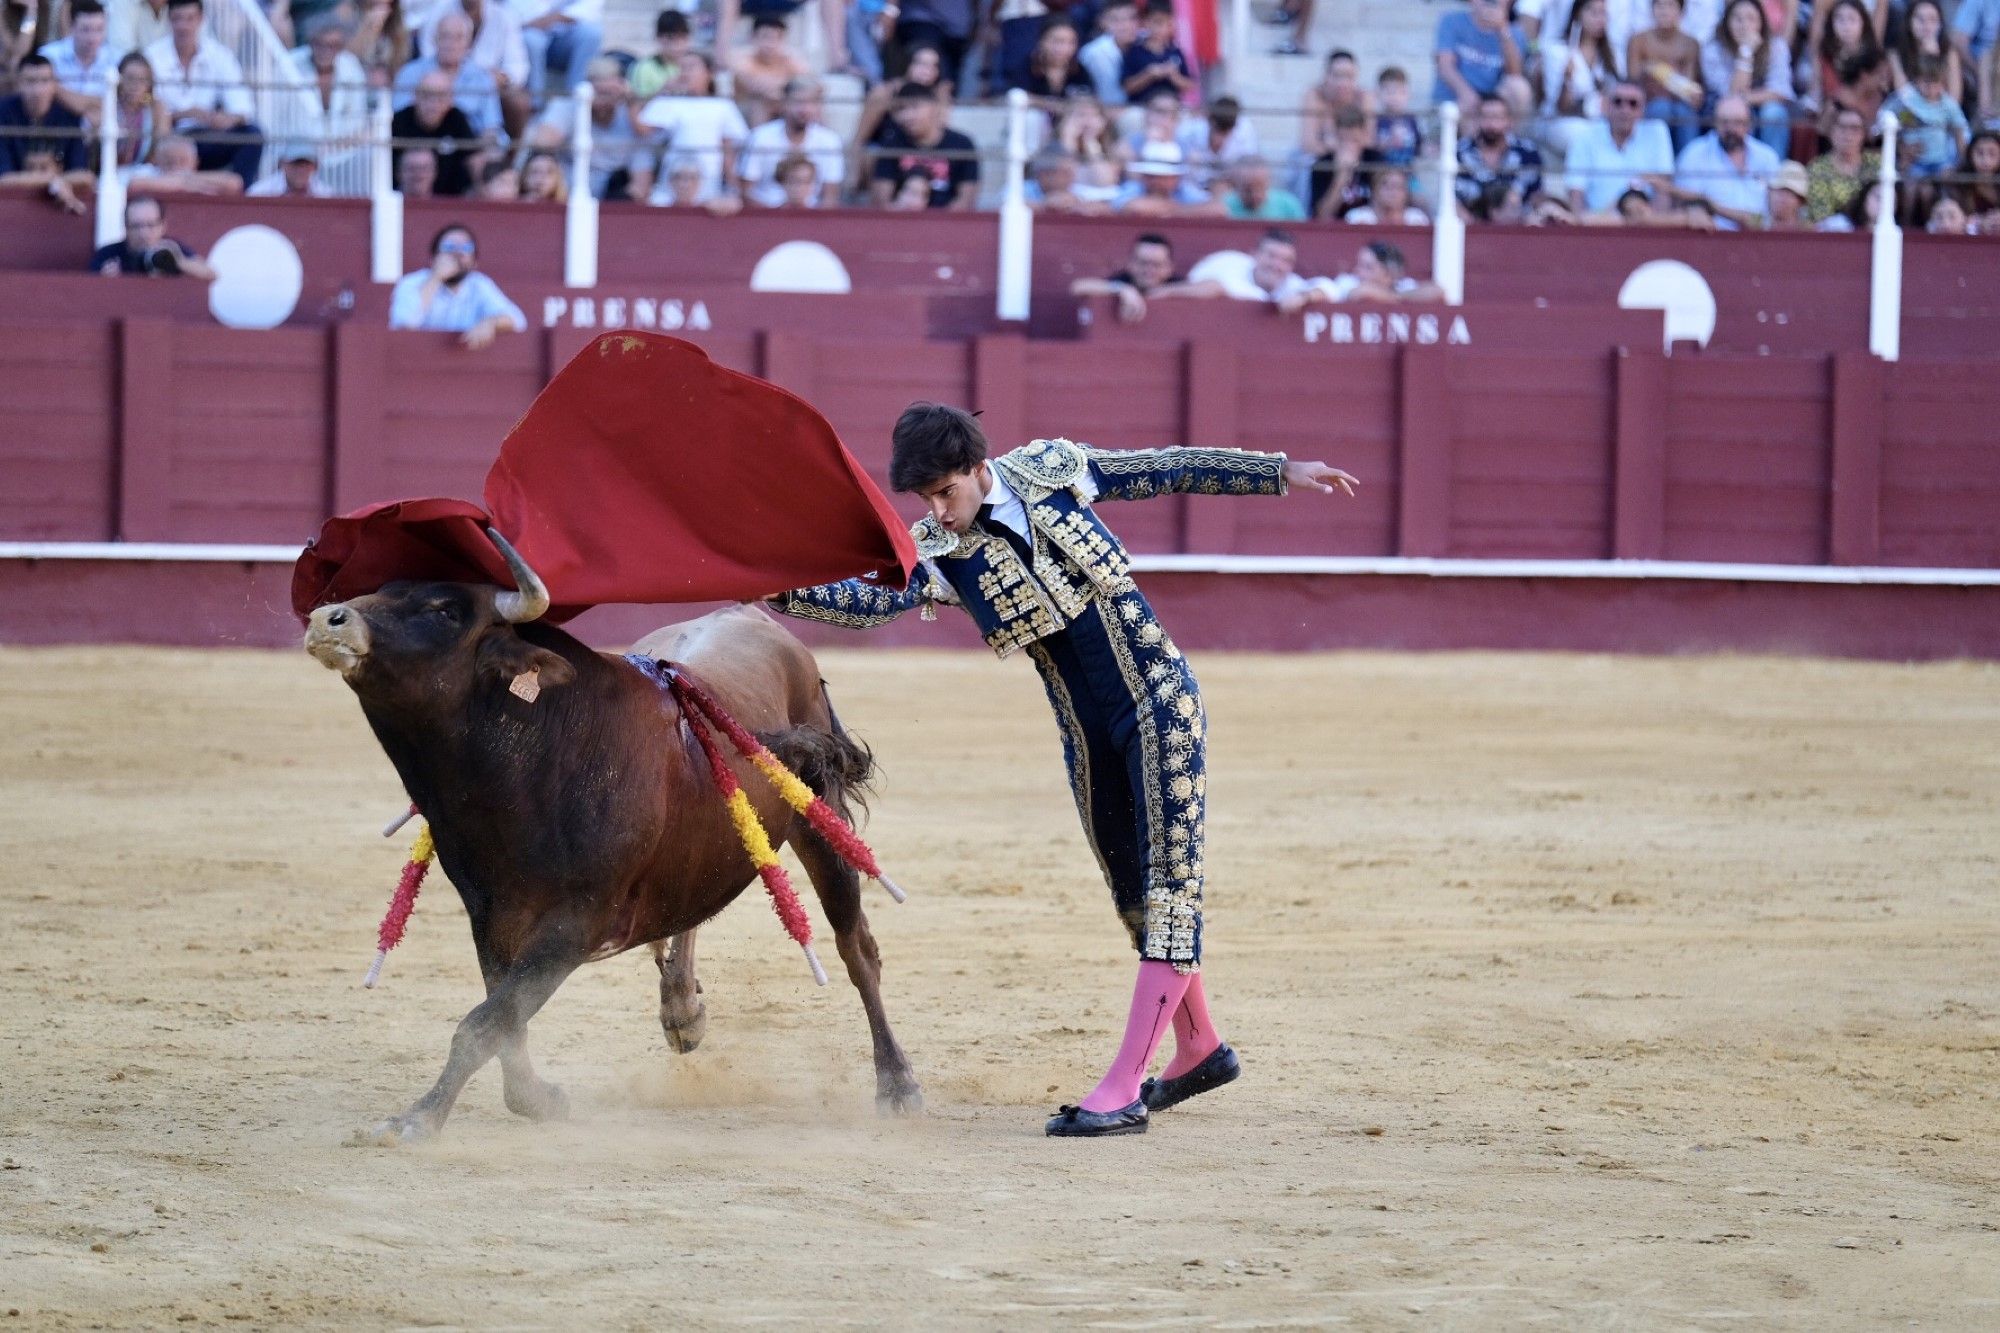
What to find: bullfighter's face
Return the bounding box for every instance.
[913,462,992,537]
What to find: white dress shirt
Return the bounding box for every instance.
[421,1,529,89]
[982,456,1097,544]
[39,36,121,101]
[143,34,255,121]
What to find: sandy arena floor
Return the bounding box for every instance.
[1,643,1996,1329]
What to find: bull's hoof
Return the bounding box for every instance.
[660,999,708,1054]
[352,1113,438,1147]
[876,1083,925,1117]
[503,1080,570,1123]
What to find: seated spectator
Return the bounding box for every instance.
[1280,240,1446,309]
[1300,50,1375,159]
[654,150,744,212]
[1817,176,1881,230]
[294,16,372,146]
[732,14,809,125]
[1543,0,1624,153]
[1470,176,1579,222]
[850,44,947,182]
[1224,155,1306,219]
[0,54,87,192]
[1372,65,1421,164]
[1120,2,1193,106]
[246,140,331,195]
[1615,185,1717,227]
[1628,0,1704,150]
[1806,104,1877,221]
[1024,148,1102,213]
[743,76,845,207]
[1673,92,1779,227]
[1,146,90,212]
[40,0,119,120]
[1924,194,1971,233]
[629,10,693,101]
[1454,93,1545,210]
[478,156,518,196]
[866,82,976,209]
[111,54,169,177]
[397,143,439,196]
[1955,132,2000,232]
[1813,0,1891,136]
[1020,17,1094,103]
[1886,55,1968,177]
[768,151,819,207]
[1766,158,1810,226]
[394,12,504,139]
[352,0,414,86]
[392,71,486,197]
[1564,78,1673,213]
[1309,104,1384,219]
[527,57,652,200]
[1184,229,1310,303]
[390,224,526,347]
[1079,0,1137,105]
[889,0,976,92]
[1700,0,1794,157]
[420,0,530,137]
[887,168,934,208]
[1176,94,1258,196]
[1890,1,1961,105]
[1114,140,1221,215]
[1343,164,1428,223]
[518,147,567,200]
[145,0,265,187]
[1126,88,1186,158]
[1434,0,1534,120]
[127,131,246,193]
[1054,92,1127,204]
[640,52,748,204]
[845,0,891,83]
[111,0,176,65]
[511,0,603,106]
[1068,230,1204,321]
[91,194,216,278]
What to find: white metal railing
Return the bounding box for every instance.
[996,88,1031,322]
[205,0,352,190]
[1430,100,1464,306]
[1869,112,1902,362]
[564,85,598,289]
[95,81,124,249]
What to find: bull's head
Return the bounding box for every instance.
[303,527,576,703]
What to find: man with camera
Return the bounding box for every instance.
[89,196,217,280]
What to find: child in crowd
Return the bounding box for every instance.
[1373,65,1422,163]
[1120,1,1194,106]
[629,11,694,101]
[1886,55,1969,178]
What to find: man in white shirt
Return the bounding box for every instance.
[109,0,175,66]
[41,0,120,120]
[736,77,844,208]
[144,0,265,186]
[1565,78,1674,213]
[1186,229,1311,303]
[1673,92,1778,229]
[639,52,748,203]
[1079,0,1137,105]
[506,0,602,103]
[246,141,333,195]
[421,0,530,136]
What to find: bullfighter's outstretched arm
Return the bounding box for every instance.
[1083,446,1356,502]
[769,573,943,630]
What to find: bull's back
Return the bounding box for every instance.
[627,604,826,731]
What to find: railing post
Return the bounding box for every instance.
[565,83,599,290]
[1228,0,1249,73]
[1868,111,1902,362]
[369,95,401,284]
[996,87,1032,323]
[94,80,124,250]
[1431,100,1465,306]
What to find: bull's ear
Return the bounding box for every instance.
[475,633,578,695]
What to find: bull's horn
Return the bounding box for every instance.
[486,526,550,623]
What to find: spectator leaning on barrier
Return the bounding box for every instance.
[392,70,486,197]
[867,81,976,208]
[1766,157,1810,227]
[129,132,246,194]
[1435,0,1535,121]
[1673,91,1778,227]
[1343,163,1428,223]
[1068,231,1206,321]
[510,0,603,105]
[40,0,118,120]
[1455,92,1545,209]
[1564,77,1673,213]
[1224,155,1307,220]
[1079,0,1137,105]
[640,52,749,204]
[0,54,87,185]
[742,76,846,206]
[1806,103,1877,221]
[145,0,265,187]
[1886,55,1969,178]
[1186,229,1312,303]
[247,140,331,195]
[1280,241,1447,310]
[91,194,216,278]
[390,224,526,346]
[1120,2,1193,106]
[394,11,505,139]
[1629,0,1704,150]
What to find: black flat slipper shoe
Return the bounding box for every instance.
[1045,1099,1149,1137]
[1140,1043,1241,1112]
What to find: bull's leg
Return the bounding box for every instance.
[367,930,585,1145]
[790,826,923,1115]
[474,935,571,1122]
[651,930,707,1053]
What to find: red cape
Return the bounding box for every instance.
[291,334,915,622]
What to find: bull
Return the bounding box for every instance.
[303,530,923,1142]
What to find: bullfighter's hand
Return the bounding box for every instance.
[1284,461,1358,496]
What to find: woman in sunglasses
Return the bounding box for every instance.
[388,224,526,349]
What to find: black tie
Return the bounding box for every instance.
[977,504,1034,565]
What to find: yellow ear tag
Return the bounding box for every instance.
[509,668,542,703]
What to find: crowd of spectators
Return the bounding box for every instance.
[3,0,1998,235]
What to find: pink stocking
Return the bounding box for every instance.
[1162,972,1221,1080]
[1078,960,1192,1112]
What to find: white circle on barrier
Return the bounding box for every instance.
[749,241,852,294]
[206,224,305,329]
[1618,259,1716,351]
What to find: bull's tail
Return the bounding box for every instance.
[759,694,874,823]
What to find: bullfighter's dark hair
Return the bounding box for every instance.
[429,223,477,255]
[890,402,988,493]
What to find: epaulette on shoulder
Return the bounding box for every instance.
[994,437,1089,496]
[911,515,958,559]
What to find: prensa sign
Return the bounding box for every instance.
[542,296,714,331]
[1302,310,1473,346]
